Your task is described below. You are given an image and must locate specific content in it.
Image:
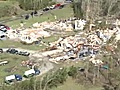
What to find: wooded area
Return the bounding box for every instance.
[72,0,120,22]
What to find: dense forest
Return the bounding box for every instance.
[72,0,120,21]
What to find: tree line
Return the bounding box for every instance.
[17,0,55,10]
[2,0,55,10]
[72,0,120,22]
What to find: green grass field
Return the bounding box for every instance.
[0,53,28,82]
[0,40,46,51]
[4,5,74,29]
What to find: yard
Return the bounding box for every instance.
[0,53,29,83]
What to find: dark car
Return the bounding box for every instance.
[65,0,73,3]
[59,5,65,9]
[34,10,38,15]
[25,14,29,20]
[18,51,30,56]
[6,48,18,54]
[0,48,3,53]
[43,8,49,12]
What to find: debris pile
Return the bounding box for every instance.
[47,20,120,64]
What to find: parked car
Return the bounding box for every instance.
[6,48,30,56]
[6,48,18,54]
[0,48,3,53]
[18,51,30,56]
[59,4,65,9]
[43,7,49,12]
[0,24,10,32]
[65,0,73,3]
[23,52,30,56]
[49,5,55,10]
[18,51,24,55]
[55,3,61,8]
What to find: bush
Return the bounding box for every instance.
[0,1,23,18]
[68,66,78,78]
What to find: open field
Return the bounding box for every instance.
[0,53,28,83]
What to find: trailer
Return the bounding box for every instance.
[23,69,40,78]
[5,74,22,84]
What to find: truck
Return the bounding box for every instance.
[23,69,40,78]
[5,74,22,84]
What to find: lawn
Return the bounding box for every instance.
[0,53,29,83]
[51,77,103,90]
[0,39,46,51]
[4,4,74,29]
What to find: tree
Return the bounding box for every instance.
[72,0,120,21]
[41,68,68,90]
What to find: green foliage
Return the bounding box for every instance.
[72,0,120,20]
[72,1,83,18]
[0,1,20,18]
[41,68,68,90]
[17,0,55,10]
[0,0,56,18]
[68,66,78,78]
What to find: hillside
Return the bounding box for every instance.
[0,1,25,18]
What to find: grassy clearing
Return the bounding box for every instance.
[4,5,74,29]
[0,53,28,82]
[0,40,44,51]
[51,77,103,90]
